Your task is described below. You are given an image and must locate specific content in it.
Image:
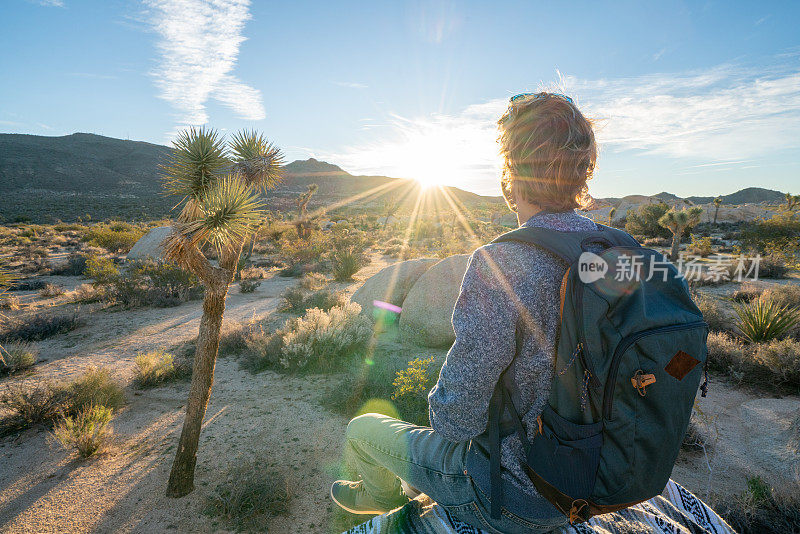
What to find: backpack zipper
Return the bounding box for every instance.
[602,321,707,420]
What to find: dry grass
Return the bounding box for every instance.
[134,350,190,388]
[713,477,800,534]
[0,342,38,375]
[203,461,291,532]
[0,312,84,343]
[707,332,800,393]
[52,404,113,458]
[38,282,65,298]
[0,367,124,436]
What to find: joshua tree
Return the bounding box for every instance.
[785,192,800,212]
[294,183,318,238]
[608,207,617,226]
[658,206,703,262]
[0,266,17,365]
[712,197,722,224]
[162,128,283,497]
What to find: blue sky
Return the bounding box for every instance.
[1,0,799,198]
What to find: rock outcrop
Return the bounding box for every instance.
[351,258,439,315]
[399,254,470,348]
[126,226,172,262]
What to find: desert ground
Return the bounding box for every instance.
[1,203,799,534]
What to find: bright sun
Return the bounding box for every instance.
[395,131,456,189]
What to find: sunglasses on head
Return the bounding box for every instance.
[509,92,574,104]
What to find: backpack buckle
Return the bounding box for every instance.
[631,370,656,396]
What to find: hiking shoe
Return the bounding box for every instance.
[330,480,408,515]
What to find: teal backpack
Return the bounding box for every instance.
[486,224,708,524]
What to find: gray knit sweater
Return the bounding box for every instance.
[428,210,598,495]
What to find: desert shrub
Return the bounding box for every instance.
[105,260,203,308]
[279,234,329,276]
[85,255,119,284]
[391,356,437,425]
[0,312,83,342]
[239,266,267,280]
[625,203,672,239]
[693,293,730,332]
[239,279,261,294]
[752,338,800,389]
[762,284,800,309]
[0,342,38,375]
[278,303,371,371]
[739,211,800,266]
[299,272,328,291]
[242,326,284,373]
[0,295,20,311]
[53,404,113,458]
[332,247,369,281]
[39,282,65,298]
[0,382,71,436]
[69,283,105,303]
[731,282,764,303]
[50,253,88,276]
[734,298,800,342]
[383,244,403,257]
[0,364,121,434]
[641,236,670,248]
[68,367,125,412]
[755,254,790,279]
[204,462,290,531]
[8,278,46,291]
[279,286,346,314]
[135,350,189,388]
[325,348,444,424]
[85,222,145,253]
[707,332,800,393]
[714,477,800,534]
[687,234,713,257]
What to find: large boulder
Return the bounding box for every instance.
[399,254,470,348]
[126,226,172,262]
[351,258,439,314]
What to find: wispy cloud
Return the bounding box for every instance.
[144,0,264,129]
[563,62,800,160]
[30,0,64,7]
[334,81,368,89]
[320,58,800,194]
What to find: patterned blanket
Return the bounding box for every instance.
[343,480,736,534]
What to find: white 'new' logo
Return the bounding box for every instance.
[578,252,608,283]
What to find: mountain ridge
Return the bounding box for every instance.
[0,132,788,222]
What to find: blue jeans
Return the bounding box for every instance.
[344,413,567,534]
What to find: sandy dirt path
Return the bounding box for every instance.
[0,269,354,533]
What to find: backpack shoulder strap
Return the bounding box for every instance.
[491,223,640,264]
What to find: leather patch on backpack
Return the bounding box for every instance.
[664,350,699,380]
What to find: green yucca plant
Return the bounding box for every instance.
[734,297,800,343]
[163,128,284,498]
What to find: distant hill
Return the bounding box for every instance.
[0,132,168,193]
[686,187,786,205]
[0,133,498,222]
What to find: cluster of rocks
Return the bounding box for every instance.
[351,255,471,348]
